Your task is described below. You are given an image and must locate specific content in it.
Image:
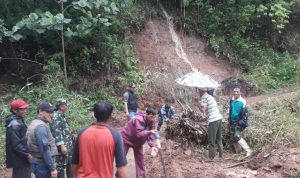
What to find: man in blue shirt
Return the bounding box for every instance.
[157,103,175,131]
[27,102,58,178]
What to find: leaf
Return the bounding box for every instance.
[64,29,75,37]
[45,11,53,18]
[63,18,72,23]
[12,26,20,33]
[104,7,111,13]
[101,0,108,5]
[11,34,23,41]
[29,13,39,21]
[110,2,119,14]
[56,13,64,21]
[35,28,46,33]
[103,22,111,26]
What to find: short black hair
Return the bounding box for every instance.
[93,102,113,121]
[146,106,157,115]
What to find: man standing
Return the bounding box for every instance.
[50,99,73,178]
[71,102,127,178]
[123,83,138,120]
[27,102,58,178]
[228,88,252,157]
[157,103,175,131]
[198,88,223,160]
[121,107,158,178]
[5,99,32,178]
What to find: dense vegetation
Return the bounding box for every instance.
[0,0,300,164]
[164,0,300,90]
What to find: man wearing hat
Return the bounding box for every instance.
[27,102,58,178]
[5,99,32,178]
[157,102,175,131]
[50,99,73,178]
[123,83,138,120]
[198,87,223,160]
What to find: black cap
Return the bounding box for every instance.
[37,102,55,113]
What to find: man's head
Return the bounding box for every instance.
[165,103,171,111]
[233,87,241,99]
[55,99,68,113]
[37,102,55,122]
[145,106,157,122]
[128,83,136,91]
[198,87,207,96]
[10,99,29,118]
[93,102,113,122]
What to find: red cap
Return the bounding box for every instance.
[10,99,29,110]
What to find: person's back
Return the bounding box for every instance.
[73,125,118,178]
[123,83,138,120]
[71,103,127,178]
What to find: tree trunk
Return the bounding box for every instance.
[61,2,67,79]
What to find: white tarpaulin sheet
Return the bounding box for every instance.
[175,71,220,88]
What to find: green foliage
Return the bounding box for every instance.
[172,0,300,91]
[0,69,128,163]
[246,93,300,148]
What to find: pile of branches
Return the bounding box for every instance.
[165,108,208,146]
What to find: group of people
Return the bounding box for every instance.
[6,99,73,178]
[198,87,252,160]
[5,83,251,178]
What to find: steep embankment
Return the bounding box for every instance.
[132,18,300,178]
[133,19,240,82]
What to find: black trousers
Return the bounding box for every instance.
[12,165,31,178]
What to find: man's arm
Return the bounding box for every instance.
[35,126,56,172]
[9,122,30,159]
[123,92,129,115]
[71,164,78,176]
[110,130,128,178]
[116,165,127,178]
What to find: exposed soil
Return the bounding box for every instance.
[133,19,240,82]
[132,19,300,178]
[1,18,299,178]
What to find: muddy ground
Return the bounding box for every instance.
[1,18,300,178]
[133,19,300,178]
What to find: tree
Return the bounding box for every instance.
[0,0,120,79]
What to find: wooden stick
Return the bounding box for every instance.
[226,160,250,168]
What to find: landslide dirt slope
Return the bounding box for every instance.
[133,19,240,82]
[133,19,300,178]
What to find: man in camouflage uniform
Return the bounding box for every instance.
[50,99,73,178]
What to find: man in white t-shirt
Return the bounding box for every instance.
[198,87,223,160]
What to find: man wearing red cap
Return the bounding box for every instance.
[5,99,32,178]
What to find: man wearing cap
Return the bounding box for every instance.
[27,102,58,178]
[198,87,223,160]
[157,102,175,131]
[50,99,73,178]
[5,99,32,178]
[71,102,128,178]
[121,107,158,178]
[123,83,138,120]
[228,87,252,157]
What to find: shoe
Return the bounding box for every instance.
[238,138,252,157]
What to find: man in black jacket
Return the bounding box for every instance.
[123,83,138,120]
[5,99,32,178]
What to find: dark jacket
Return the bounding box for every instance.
[127,90,138,112]
[5,114,30,168]
[228,99,249,128]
